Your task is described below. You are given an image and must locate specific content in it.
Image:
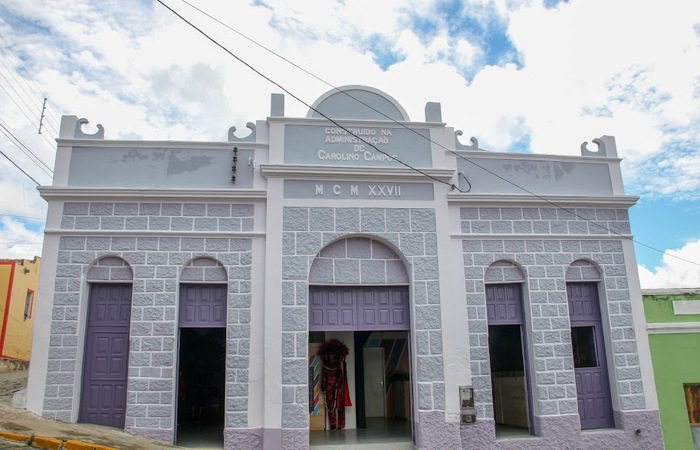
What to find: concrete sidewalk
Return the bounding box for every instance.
[0,369,181,450]
[0,430,116,449]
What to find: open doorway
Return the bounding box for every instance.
[488,325,531,434]
[485,282,533,437]
[176,328,226,447]
[357,331,411,429]
[309,330,413,447]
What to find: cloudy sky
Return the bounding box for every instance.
[0,0,699,288]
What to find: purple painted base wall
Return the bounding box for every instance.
[460,418,496,450]
[281,429,308,450]
[236,410,662,450]
[224,428,263,449]
[258,428,308,450]
[125,427,173,445]
[415,411,461,449]
[460,410,663,450]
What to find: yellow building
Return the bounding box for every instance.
[0,256,40,361]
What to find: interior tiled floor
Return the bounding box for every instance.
[174,417,413,449]
[495,423,535,439]
[176,422,225,449]
[310,417,414,449]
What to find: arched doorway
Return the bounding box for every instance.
[307,237,413,447]
[79,257,133,428]
[484,260,534,436]
[566,260,614,429]
[176,257,228,447]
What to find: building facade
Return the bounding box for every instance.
[0,256,40,361]
[26,86,663,449]
[644,288,700,450]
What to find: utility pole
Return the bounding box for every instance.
[37,97,47,134]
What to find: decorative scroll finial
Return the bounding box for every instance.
[228,122,256,142]
[455,131,482,151]
[580,138,605,156]
[581,135,617,157]
[75,118,104,140]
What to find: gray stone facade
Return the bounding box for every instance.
[460,205,653,448]
[29,88,664,450]
[43,201,253,443]
[280,206,452,449]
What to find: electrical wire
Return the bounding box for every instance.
[0,128,52,180]
[0,59,47,121]
[0,32,63,126]
[167,1,700,268]
[0,57,61,136]
[0,84,58,149]
[0,147,41,185]
[0,120,54,176]
[156,0,459,192]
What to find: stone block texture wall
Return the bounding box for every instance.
[281,206,458,449]
[308,237,409,285]
[44,201,253,444]
[459,206,661,449]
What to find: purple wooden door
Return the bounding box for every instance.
[80,284,132,428]
[309,287,409,331]
[358,288,409,330]
[310,289,356,330]
[486,284,523,325]
[179,285,227,328]
[567,282,614,429]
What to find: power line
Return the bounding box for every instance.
[0,127,51,178]
[0,54,48,118]
[153,2,700,269]
[0,147,41,185]
[0,128,51,179]
[0,82,39,128]
[0,32,63,125]
[176,0,700,266]
[0,83,58,149]
[0,54,61,135]
[157,0,460,192]
[0,120,54,177]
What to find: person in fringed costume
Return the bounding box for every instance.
[318,339,352,430]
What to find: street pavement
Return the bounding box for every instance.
[0,369,182,449]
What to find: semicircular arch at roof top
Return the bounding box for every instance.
[307,85,410,122]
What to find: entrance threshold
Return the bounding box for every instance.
[310,418,413,450]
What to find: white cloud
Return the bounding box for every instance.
[638,239,700,289]
[0,0,699,285]
[0,216,44,260]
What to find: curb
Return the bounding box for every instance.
[0,431,116,450]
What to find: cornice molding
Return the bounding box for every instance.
[44,229,266,239]
[266,117,446,128]
[259,164,455,182]
[449,150,622,164]
[56,139,268,149]
[38,187,268,201]
[646,322,700,334]
[446,193,639,208]
[642,288,700,295]
[450,233,633,241]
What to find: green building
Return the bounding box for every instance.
[644,288,700,450]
